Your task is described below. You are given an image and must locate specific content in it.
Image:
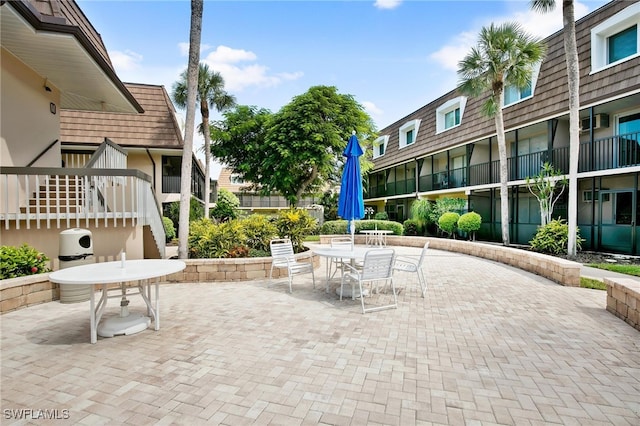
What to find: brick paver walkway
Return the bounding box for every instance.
[1,246,639,425]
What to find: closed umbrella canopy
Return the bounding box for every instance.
[338,132,364,238]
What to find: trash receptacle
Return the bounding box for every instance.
[58,228,94,303]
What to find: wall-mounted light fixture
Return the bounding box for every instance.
[43,78,52,92]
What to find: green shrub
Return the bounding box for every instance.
[211,188,239,222]
[0,244,50,279]
[320,219,403,236]
[188,218,247,258]
[239,214,278,252]
[429,197,466,224]
[274,208,317,253]
[530,218,583,255]
[166,197,204,233]
[438,212,460,237]
[373,211,388,220]
[403,219,421,236]
[162,216,176,242]
[458,212,482,240]
[409,199,433,230]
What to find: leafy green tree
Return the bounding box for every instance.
[211,188,240,222]
[213,86,377,206]
[409,199,433,233]
[458,23,546,246]
[438,212,460,238]
[530,0,580,256]
[173,63,236,218]
[458,212,482,240]
[525,162,567,226]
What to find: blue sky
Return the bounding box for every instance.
[77,0,610,176]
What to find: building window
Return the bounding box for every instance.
[503,62,540,107]
[399,119,421,149]
[591,2,640,73]
[230,174,245,185]
[373,135,389,159]
[609,25,637,63]
[436,96,466,134]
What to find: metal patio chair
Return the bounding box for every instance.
[269,238,315,293]
[341,248,397,314]
[393,241,429,297]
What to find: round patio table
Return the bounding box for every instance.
[49,259,185,344]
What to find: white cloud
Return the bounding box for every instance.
[110,50,143,72]
[207,45,256,63]
[202,45,303,92]
[361,101,383,119]
[374,0,402,10]
[428,1,597,72]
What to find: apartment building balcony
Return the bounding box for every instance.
[365,131,639,199]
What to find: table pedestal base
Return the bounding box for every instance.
[97,312,150,338]
[336,286,369,299]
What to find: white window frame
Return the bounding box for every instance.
[590,2,640,74]
[502,62,541,107]
[372,135,389,159]
[436,96,467,134]
[398,119,421,149]
[230,174,245,185]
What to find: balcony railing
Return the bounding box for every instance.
[365,131,639,199]
[0,167,165,258]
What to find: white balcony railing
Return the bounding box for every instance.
[0,167,166,258]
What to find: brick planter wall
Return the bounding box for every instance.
[320,235,581,287]
[606,278,640,331]
[0,251,319,314]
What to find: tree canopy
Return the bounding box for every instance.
[211,85,376,206]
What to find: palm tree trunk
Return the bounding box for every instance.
[495,100,510,246]
[178,0,203,260]
[201,99,211,219]
[564,0,579,257]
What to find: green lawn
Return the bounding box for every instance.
[580,277,607,291]
[586,263,640,277]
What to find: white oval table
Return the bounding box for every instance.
[49,259,186,344]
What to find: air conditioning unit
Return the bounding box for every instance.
[580,114,609,132]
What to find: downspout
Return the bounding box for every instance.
[145,149,156,190]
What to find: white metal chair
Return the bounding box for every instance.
[341,248,397,314]
[393,242,429,297]
[269,238,315,293]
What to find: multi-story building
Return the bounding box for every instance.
[365,0,640,255]
[0,0,205,262]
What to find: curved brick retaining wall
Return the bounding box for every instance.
[1,236,580,314]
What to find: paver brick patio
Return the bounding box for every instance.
[1,246,639,425]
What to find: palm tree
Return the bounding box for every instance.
[530,0,579,256]
[458,22,546,246]
[177,0,203,260]
[173,64,236,218]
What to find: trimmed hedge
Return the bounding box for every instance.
[320,219,403,235]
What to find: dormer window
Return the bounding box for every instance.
[399,119,421,149]
[503,62,541,107]
[436,96,467,134]
[591,2,640,73]
[373,135,389,159]
[230,174,245,185]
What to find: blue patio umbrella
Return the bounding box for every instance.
[338,131,365,242]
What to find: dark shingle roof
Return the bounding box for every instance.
[60,84,184,149]
[372,0,640,171]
